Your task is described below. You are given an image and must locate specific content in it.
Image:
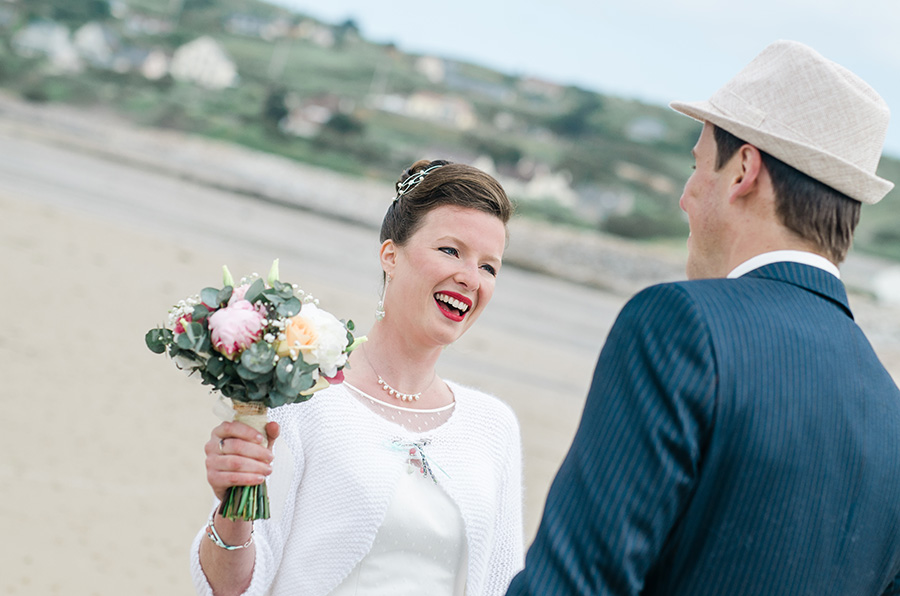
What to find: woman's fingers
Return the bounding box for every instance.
[204,421,276,500]
[265,421,280,449]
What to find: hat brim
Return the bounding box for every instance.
[670,99,894,205]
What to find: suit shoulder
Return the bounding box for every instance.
[621,281,713,326]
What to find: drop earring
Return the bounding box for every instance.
[375,274,391,321]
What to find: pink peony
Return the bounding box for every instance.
[229,284,268,317]
[228,284,251,305]
[208,300,266,359]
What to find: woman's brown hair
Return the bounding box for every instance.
[379,159,513,246]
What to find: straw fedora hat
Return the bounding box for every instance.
[670,40,893,205]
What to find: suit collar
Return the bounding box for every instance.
[742,261,853,319]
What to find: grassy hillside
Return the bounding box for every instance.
[2,0,899,261]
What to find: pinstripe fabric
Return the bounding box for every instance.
[507,262,900,596]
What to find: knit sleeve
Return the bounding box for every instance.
[189,405,306,596]
[482,406,525,595]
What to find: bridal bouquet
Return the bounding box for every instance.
[145,260,364,520]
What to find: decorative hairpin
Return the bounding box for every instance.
[393,164,444,203]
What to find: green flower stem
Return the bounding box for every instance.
[219,401,271,521]
[220,484,270,521]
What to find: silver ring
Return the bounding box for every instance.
[218,438,225,453]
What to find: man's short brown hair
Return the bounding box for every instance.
[713,125,860,264]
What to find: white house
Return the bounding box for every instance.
[140,48,169,80]
[169,36,238,90]
[280,94,355,138]
[404,91,477,130]
[415,56,446,84]
[11,21,83,73]
[73,22,120,68]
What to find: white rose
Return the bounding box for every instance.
[294,303,349,378]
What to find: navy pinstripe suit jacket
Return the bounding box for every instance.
[507,262,900,596]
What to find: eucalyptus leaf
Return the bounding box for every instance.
[216,286,234,306]
[186,322,205,350]
[297,371,314,391]
[268,391,293,408]
[175,332,194,350]
[241,342,276,374]
[145,328,172,354]
[236,363,263,380]
[244,278,266,304]
[201,287,220,308]
[192,304,211,321]
[206,356,226,377]
[246,382,268,401]
[277,297,302,318]
[294,358,318,375]
[275,356,293,383]
[271,280,294,299]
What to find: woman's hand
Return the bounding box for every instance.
[204,420,280,501]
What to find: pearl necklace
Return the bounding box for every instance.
[377,375,428,401]
[362,347,435,402]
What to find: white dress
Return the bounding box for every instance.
[328,457,468,595]
[191,381,523,596]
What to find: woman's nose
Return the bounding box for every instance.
[454,262,479,289]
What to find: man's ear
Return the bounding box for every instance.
[380,239,397,276]
[729,144,764,203]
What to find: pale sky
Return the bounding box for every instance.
[268,0,900,158]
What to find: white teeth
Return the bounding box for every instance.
[436,293,469,312]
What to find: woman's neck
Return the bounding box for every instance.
[345,324,450,407]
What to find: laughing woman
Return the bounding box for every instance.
[192,159,524,596]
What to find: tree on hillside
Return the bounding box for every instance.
[24,0,110,26]
[547,91,605,138]
[262,87,289,132]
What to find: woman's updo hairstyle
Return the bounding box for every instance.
[379,159,513,246]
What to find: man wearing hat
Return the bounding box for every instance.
[507,40,900,595]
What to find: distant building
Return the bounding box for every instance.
[73,22,121,69]
[415,56,446,84]
[11,21,83,73]
[405,91,477,130]
[169,36,238,90]
[225,13,291,41]
[140,49,169,80]
[615,161,677,195]
[626,117,667,143]
[518,76,565,101]
[474,156,578,207]
[294,20,334,48]
[121,12,174,36]
[280,94,354,138]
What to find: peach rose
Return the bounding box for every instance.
[276,313,319,359]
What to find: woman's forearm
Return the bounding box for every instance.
[198,513,256,596]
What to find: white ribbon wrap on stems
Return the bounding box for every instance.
[216,397,268,438]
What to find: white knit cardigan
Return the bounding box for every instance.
[191,381,524,596]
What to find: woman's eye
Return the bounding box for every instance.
[439,247,459,257]
[481,264,497,277]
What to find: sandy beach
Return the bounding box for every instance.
[2,96,899,595]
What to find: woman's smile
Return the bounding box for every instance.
[434,291,472,322]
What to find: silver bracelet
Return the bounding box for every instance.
[205,510,254,550]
